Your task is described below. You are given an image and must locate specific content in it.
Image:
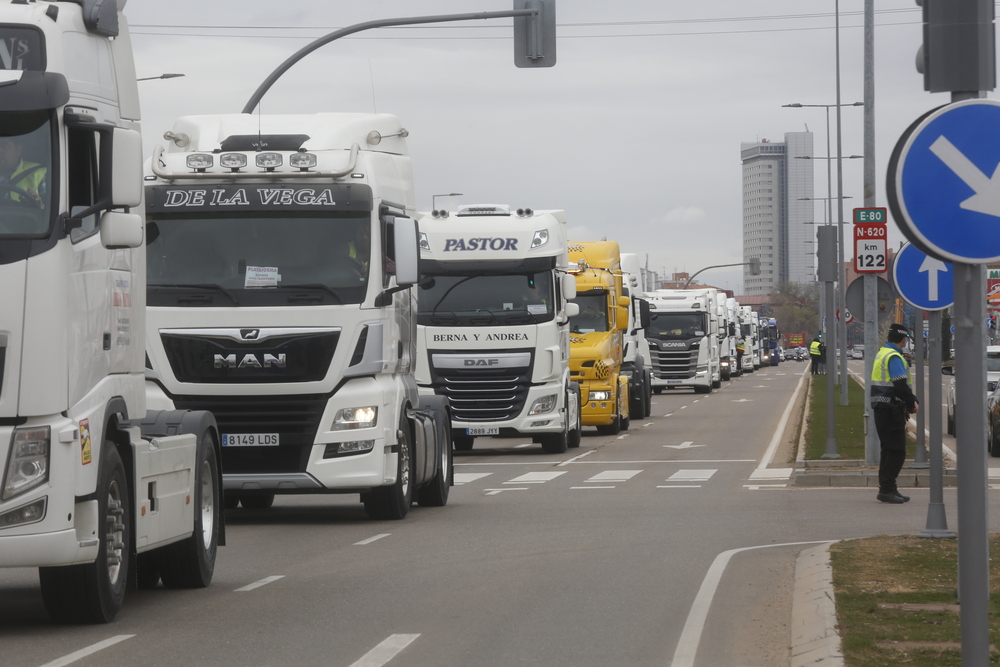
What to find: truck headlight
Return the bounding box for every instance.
[528,395,557,415]
[588,390,611,401]
[332,407,378,431]
[3,427,50,501]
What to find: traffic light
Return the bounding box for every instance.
[513,0,556,68]
[749,257,761,276]
[916,0,995,93]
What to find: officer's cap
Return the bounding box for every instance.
[889,323,910,337]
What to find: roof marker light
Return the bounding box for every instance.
[219,153,247,171]
[256,152,282,170]
[186,154,213,171]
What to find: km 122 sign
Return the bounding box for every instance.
[854,222,887,273]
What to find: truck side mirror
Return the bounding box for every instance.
[392,216,420,286]
[638,298,651,329]
[564,302,580,318]
[615,306,629,331]
[561,273,577,301]
[111,127,142,207]
[617,295,630,308]
[100,211,143,249]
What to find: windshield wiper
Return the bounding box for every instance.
[148,283,239,306]
[276,283,345,304]
[499,310,540,324]
[430,273,484,313]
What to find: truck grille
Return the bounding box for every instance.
[171,394,328,474]
[428,350,533,422]
[649,342,699,380]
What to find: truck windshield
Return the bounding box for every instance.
[146,213,371,307]
[648,312,707,339]
[988,353,1000,373]
[569,293,608,334]
[417,272,554,326]
[0,110,53,237]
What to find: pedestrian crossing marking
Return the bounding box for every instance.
[666,469,717,482]
[749,468,793,480]
[585,470,642,483]
[454,472,492,485]
[504,471,567,484]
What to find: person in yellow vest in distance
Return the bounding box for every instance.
[0,135,46,207]
[870,322,919,504]
[809,335,824,375]
[735,338,745,372]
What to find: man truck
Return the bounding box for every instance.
[568,241,631,434]
[415,204,581,454]
[143,112,452,520]
[620,253,652,419]
[0,0,223,623]
[647,289,720,394]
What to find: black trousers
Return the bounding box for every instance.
[811,356,821,374]
[874,406,907,494]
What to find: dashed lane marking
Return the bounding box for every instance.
[585,470,642,483]
[667,469,717,482]
[235,575,285,592]
[38,636,135,667]
[454,472,493,485]
[617,433,630,440]
[348,634,421,667]
[354,533,390,546]
[484,488,529,496]
[504,471,567,484]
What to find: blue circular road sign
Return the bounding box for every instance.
[887,99,1000,263]
[891,242,954,311]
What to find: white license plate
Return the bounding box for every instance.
[466,427,499,436]
[222,433,279,446]
[665,380,683,385]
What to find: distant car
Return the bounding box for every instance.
[851,345,864,360]
[946,346,1000,437]
[783,348,796,360]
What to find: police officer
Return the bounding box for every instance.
[809,335,823,375]
[870,323,919,504]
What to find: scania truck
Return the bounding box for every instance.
[646,289,720,394]
[415,204,581,453]
[143,112,452,520]
[568,241,631,434]
[619,253,652,419]
[0,0,223,623]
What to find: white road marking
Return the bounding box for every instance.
[990,469,1000,479]
[731,398,753,403]
[38,635,135,667]
[617,433,630,440]
[680,405,688,409]
[575,459,755,464]
[571,485,616,489]
[748,468,793,480]
[505,471,567,484]
[755,371,807,476]
[454,472,492,485]
[656,485,702,489]
[665,441,704,450]
[586,470,642,483]
[664,413,673,417]
[745,484,788,490]
[643,422,654,427]
[354,533,390,546]
[693,399,700,403]
[668,469,717,482]
[235,575,285,592]
[348,634,421,667]
[558,449,596,466]
[484,488,528,495]
[670,541,832,667]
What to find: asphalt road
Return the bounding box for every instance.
[3,361,998,667]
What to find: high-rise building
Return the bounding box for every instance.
[740,132,814,295]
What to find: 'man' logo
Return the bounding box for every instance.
[214,353,286,369]
[464,358,500,366]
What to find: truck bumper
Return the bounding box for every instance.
[650,370,710,391]
[0,499,99,567]
[419,383,567,436]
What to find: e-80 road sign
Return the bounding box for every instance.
[854,221,887,273]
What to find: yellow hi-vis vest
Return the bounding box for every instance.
[809,340,822,356]
[870,344,906,407]
[9,160,44,202]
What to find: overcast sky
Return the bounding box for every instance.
[125,1,962,294]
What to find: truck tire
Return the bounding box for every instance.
[39,442,129,624]
[629,379,643,424]
[653,387,663,395]
[159,430,220,589]
[239,493,275,510]
[567,386,582,449]
[694,385,712,394]
[417,427,452,507]
[540,428,568,454]
[364,418,413,520]
[596,393,622,435]
[453,434,474,452]
[643,371,653,418]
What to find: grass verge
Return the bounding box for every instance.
[805,375,916,460]
[831,534,1000,666]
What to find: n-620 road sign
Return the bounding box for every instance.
[854,221,887,273]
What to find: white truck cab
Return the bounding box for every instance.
[646,289,719,394]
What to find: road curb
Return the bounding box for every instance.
[790,543,843,667]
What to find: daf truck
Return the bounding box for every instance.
[143,112,452,520]
[0,0,223,623]
[568,241,631,434]
[415,204,581,453]
[646,289,720,394]
[620,253,652,419]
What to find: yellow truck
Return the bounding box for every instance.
[567,242,631,434]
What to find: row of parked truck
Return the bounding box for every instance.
[0,0,775,624]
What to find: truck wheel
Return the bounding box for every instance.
[653,387,663,395]
[159,431,220,589]
[39,442,129,624]
[540,428,568,454]
[364,418,413,520]
[417,427,452,507]
[453,434,474,452]
[240,493,274,510]
[596,394,622,435]
[567,387,582,449]
[629,385,643,424]
[694,385,712,394]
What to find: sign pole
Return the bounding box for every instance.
[818,225,839,458]
[919,308,955,538]
[863,275,879,465]
[912,311,928,467]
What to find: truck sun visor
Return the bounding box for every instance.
[0,72,68,112]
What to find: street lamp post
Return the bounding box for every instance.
[137,73,185,82]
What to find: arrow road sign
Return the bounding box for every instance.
[887,99,1000,263]
[891,242,954,311]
